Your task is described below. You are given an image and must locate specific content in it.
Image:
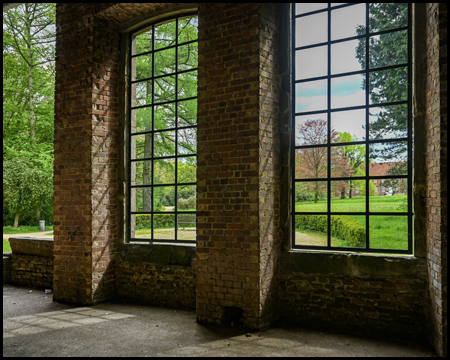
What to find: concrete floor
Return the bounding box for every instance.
[3,284,436,357]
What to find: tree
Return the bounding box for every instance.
[355,3,408,174]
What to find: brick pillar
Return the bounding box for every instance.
[424,3,447,357]
[196,3,280,330]
[53,4,119,304]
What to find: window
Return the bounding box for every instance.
[127,14,198,244]
[292,4,412,253]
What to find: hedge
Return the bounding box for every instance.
[135,214,195,230]
[295,215,365,247]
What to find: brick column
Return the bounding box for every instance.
[53,4,119,304]
[196,3,280,329]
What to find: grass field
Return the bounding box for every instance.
[295,195,410,250]
[3,225,53,234]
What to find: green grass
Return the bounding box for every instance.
[3,225,54,234]
[3,240,12,252]
[295,195,410,251]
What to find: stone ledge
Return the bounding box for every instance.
[281,251,427,278]
[9,237,54,258]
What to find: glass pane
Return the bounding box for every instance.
[369,105,407,140]
[131,214,153,239]
[178,42,198,71]
[369,178,408,212]
[154,20,176,50]
[369,31,407,69]
[132,27,152,55]
[153,214,176,240]
[369,215,408,250]
[369,3,408,33]
[178,156,197,184]
[331,215,366,247]
[295,215,327,247]
[154,186,175,212]
[331,144,366,178]
[331,109,366,143]
[154,102,176,130]
[131,133,152,160]
[331,74,365,109]
[369,67,407,105]
[178,70,197,99]
[331,181,366,212]
[155,47,176,76]
[295,4,327,15]
[331,39,365,75]
[295,46,327,80]
[295,114,328,146]
[178,16,198,42]
[130,160,151,186]
[132,54,152,81]
[177,213,196,240]
[369,141,407,176]
[178,99,197,127]
[178,185,196,211]
[296,12,327,47]
[295,79,327,113]
[154,75,176,103]
[295,148,327,179]
[154,131,176,157]
[132,81,152,107]
[331,4,366,41]
[178,128,197,155]
[154,158,175,185]
[295,181,327,212]
[132,107,152,133]
[132,187,152,212]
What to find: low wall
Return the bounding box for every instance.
[116,244,196,309]
[6,237,54,289]
[279,251,428,341]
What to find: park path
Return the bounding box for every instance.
[3,231,53,240]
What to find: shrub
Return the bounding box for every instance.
[135,214,176,229]
[178,195,196,210]
[295,215,365,247]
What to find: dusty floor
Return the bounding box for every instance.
[3,284,436,357]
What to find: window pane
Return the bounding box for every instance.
[369,31,407,69]
[178,70,198,99]
[295,46,327,80]
[295,4,327,16]
[132,28,152,55]
[178,42,198,71]
[178,16,198,42]
[154,75,176,103]
[369,3,408,33]
[131,133,152,160]
[177,214,196,240]
[132,187,152,212]
[331,215,366,247]
[131,107,152,134]
[369,141,407,176]
[295,215,328,247]
[154,102,176,130]
[295,148,327,179]
[154,158,175,185]
[331,39,365,75]
[154,20,176,49]
[296,12,327,47]
[331,181,366,212]
[154,131,176,157]
[132,55,152,81]
[369,67,407,105]
[369,215,408,250]
[331,4,366,41]
[178,185,196,211]
[369,178,408,211]
[155,47,176,76]
[154,186,175,211]
[369,104,407,140]
[331,144,365,178]
[132,81,152,107]
[295,114,328,146]
[153,214,176,240]
[331,109,366,143]
[178,99,197,127]
[331,74,365,109]
[295,79,327,113]
[178,157,197,184]
[178,128,197,155]
[131,214,153,239]
[295,181,327,212]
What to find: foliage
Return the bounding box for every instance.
[3,225,53,234]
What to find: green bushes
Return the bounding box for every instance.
[295,215,365,247]
[135,213,195,230]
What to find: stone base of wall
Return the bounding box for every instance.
[3,254,12,284]
[11,254,53,289]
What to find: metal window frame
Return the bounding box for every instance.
[127,12,198,244]
[291,3,413,254]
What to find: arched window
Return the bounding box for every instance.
[292,4,412,254]
[127,13,198,244]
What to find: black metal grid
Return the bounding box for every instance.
[291,4,413,254]
[127,13,198,244]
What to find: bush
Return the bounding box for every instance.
[135,214,176,230]
[295,215,365,247]
[178,195,196,210]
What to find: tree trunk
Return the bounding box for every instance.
[14,210,20,228]
[35,205,41,222]
[348,180,353,198]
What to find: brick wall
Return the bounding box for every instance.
[424,3,447,357]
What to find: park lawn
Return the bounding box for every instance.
[3,240,12,252]
[3,225,54,234]
[295,195,410,251]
